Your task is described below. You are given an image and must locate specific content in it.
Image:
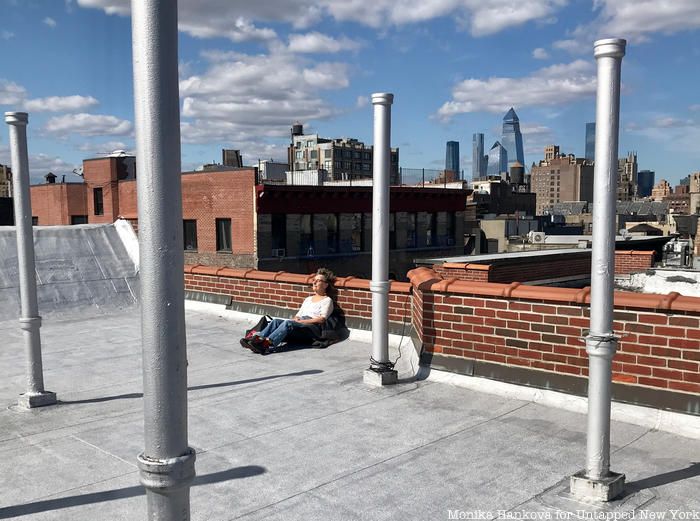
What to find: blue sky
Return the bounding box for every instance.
[0,0,699,185]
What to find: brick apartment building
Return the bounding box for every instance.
[29,156,466,279]
[530,145,593,215]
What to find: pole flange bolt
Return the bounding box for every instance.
[137,448,196,492]
[19,316,42,331]
[585,334,619,357]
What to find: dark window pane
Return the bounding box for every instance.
[31,216,38,226]
[271,214,287,253]
[183,220,197,251]
[71,215,88,225]
[327,214,338,253]
[351,213,363,252]
[93,187,103,216]
[216,218,231,252]
[300,214,313,255]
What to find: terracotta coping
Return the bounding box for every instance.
[615,250,655,256]
[186,265,700,314]
[441,262,491,271]
[410,267,700,313]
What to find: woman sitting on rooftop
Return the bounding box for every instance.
[241,268,338,354]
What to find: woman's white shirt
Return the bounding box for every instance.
[297,296,333,319]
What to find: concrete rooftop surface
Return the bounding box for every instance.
[1,303,699,521]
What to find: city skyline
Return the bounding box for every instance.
[0,0,698,184]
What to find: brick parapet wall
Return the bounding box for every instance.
[183,264,699,407]
[615,250,655,275]
[408,267,700,396]
[434,250,656,283]
[184,265,412,324]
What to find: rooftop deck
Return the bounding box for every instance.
[1,303,698,520]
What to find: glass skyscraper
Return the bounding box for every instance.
[637,170,655,198]
[486,141,508,178]
[585,122,595,161]
[472,133,485,180]
[445,141,460,176]
[501,108,524,169]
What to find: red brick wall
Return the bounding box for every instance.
[184,266,412,324]
[181,170,257,256]
[408,267,700,396]
[434,250,656,283]
[615,250,654,274]
[30,183,87,225]
[84,158,118,224]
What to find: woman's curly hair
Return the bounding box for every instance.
[316,267,338,303]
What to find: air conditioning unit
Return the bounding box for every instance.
[271,248,286,257]
[528,231,546,244]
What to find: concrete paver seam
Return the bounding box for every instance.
[224,401,532,520]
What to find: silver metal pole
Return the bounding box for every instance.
[5,112,56,409]
[586,38,625,482]
[130,1,195,519]
[365,93,397,386]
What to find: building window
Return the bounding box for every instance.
[351,213,364,252]
[426,213,437,246]
[216,218,232,252]
[295,151,303,159]
[446,212,456,245]
[183,220,197,251]
[407,213,417,248]
[310,150,317,159]
[300,214,314,255]
[326,214,338,253]
[389,213,396,249]
[71,215,88,225]
[31,217,38,226]
[271,214,287,253]
[93,187,104,216]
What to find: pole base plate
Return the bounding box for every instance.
[363,369,398,387]
[570,470,625,502]
[18,391,57,409]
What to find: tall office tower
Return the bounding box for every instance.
[0,164,11,198]
[501,108,524,168]
[585,122,595,161]
[472,133,485,180]
[486,141,508,178]
[617,151,638,201]
[637,170,655,198]
[222,149,243,167]
[445,141,460,177]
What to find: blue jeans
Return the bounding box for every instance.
[257,318,311,347]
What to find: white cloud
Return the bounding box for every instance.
[288,32,362,53]
[555,0,700,53]
[0,79,27,105]
[0,148,79,184]
[44,113,133,136]
[532,47,549,60]
[690,104,700,112]
[356,95,369,108]
[77,140,130,154]
[24,95,99,112]
[1,30,14,40]
[43,17,57,27]
[179,50,347,144]
[598,0,700,42]
[651,116,695,128]
[77,0,569,39]
[436,60,596,120]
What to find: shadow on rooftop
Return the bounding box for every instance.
[625,462,700,493]
[0,465,266,519]
[59,369,324,405]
